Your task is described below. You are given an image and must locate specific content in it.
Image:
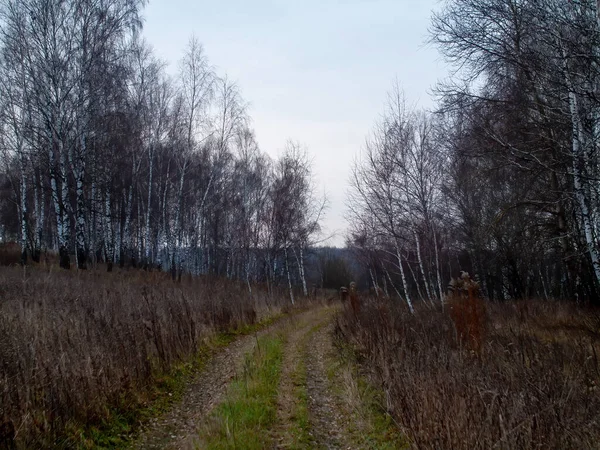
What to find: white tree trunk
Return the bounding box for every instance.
[562,44,600,286]
[172,160,188,278]
[394,239,414,313]
[60,147,70,248]
[433,226,445,304]
[75,154,86,269]
[293,246,308,297]
[413,228,432,301]
[145,145,154,264]
[246,259,253,295]
[34,171,44,258]
[123,184,134,262]
[104,189,114,268]
[285,245,295,305]
[19,157,27,263]
[49,145,63,252]
[369,267,381,297]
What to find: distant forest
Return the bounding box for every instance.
[3,0,600,304]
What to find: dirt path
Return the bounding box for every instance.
[304,317,354,450]
[131,324,277,450]
[272,308,329,448]
[270,305,356,449]
[132,305,398,449]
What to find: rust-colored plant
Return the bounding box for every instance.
[335,294,600,449]
[448,271,486,353]
[349,281,361,316]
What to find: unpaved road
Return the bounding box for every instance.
[132,305,394,449]
[132,320,280,450]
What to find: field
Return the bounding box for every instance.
[335,294,600,449]
[0,265,287,448]
[2,257,600,449]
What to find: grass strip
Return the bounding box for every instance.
[198,333,284,449]
[278,323,321,449]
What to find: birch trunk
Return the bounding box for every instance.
[74,143,87,270]
[171,160,188,279]
[122,184,134,266]
[59,144,70,269]
[369,267,380,297]
[285,245,295,305]
[562,43,600,287]
[433,226,445,303]
[246,258,253,295]
[49,142,62,254]
[19,157,27,265]
[293,246,308,297]
[413,228,432,301]
[145,144,154,265]
[394,239,414,313]
[33,171,44,262]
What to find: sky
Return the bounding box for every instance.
[142,0,447,247]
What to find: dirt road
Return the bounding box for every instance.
[132,305,402,449]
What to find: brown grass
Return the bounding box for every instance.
[0,266,290,448]
[335,296,600,449]
[0,242,20,266]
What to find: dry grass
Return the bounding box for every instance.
[0,265,290,448]
[335,296,600,449]
[0,242,20,266]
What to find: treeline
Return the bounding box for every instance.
[348,0,600,304]
[0,0,323,297]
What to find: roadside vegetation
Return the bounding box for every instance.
[329,333,407,449]
[0,265,289,449]
[335,284,600,449]
[198,334,284,449]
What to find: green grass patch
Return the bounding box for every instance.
[286,354,310,449]
[280,324,321,449]
[198,334,284,449]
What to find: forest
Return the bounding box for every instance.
[348,0,600,306]
[3,0,600,306]
[2,0,600,448]
[0,0,323,302]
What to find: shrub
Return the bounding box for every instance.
[447,272,486,353]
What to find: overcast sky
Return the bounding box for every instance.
[143,0,447,247]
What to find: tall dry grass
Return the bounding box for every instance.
[335,294,600,449]
[0,266,287,448]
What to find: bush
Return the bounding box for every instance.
[0,242,20,266]
[447,272,486,353]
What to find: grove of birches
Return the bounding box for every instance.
[3,0,600,305]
